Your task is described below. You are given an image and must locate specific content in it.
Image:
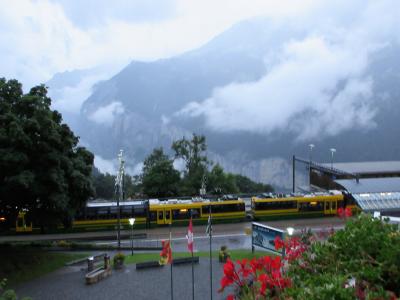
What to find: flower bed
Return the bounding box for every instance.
[219,214,400,299]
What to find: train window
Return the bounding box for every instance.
[299,202,324,212]
[191,208,200,218]
[17,217,24,227]
[202,205,211,215]
[121,206,132,218]
[86,208,97,220]
[172,209,188,220]
[158,211,163,220]
[97,208,109,219]
[110,207,118,219]
[134,207,146,218]
[254,201,296,210]
[332,201,336,210]
[165,211,170,219]
[149,211,157,221]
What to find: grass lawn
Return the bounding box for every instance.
[0,247,88,287]
[124,249,272,264]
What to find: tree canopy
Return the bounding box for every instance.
[0,78,94,229]
[172,133,209,195]
[141,148,180,198]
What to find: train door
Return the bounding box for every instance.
[156,209,172,225]
[324,201,335,215]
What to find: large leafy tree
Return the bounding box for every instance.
[233,174,274,194]
[142,148,180,198]
[207,164,239,195]
[0,78,94,230]
[172,133,208,195]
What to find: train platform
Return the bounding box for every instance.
[0,217,347,243]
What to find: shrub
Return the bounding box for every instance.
[218,214,400,299]
[219,245,230,263]
[113,253,125,265]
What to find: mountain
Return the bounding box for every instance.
[49,18,400,189]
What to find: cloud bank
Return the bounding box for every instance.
[179,0,400,140]
[88,101,125,126]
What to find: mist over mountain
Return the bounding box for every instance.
[47,15,400,189]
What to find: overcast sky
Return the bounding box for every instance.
[2,1,400,137]
[0,0,320,89]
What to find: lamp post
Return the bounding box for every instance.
[286,227,294,236]
[309,144,315,163]
[115,149,125,249]
[330,148,336,169]
[129,218,135,256]
[308,144,315,191]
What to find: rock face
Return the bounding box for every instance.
[48,18,400,189]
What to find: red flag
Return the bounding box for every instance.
[159,240,172,265]
[186,218,194,253]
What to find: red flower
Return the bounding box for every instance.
[226,295,235,300]
[219,259,241,292]
[337,207,344,217]
[236,258,252,278]
[344,207,352,217]
[274,235,285,250]
[250,257,264,273]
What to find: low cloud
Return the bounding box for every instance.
[94,155,116,174]
[88,101,125,126]
[178,0,399,140]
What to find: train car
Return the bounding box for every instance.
[72,200,149,231]
[251,191,344,220]
[149,198,246,226]
[72,197,246,230]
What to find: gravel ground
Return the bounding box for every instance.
[16,258,231,300]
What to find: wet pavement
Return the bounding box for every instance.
[16,258,229,300]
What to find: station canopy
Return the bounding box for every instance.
[322,161,400,175]
[335,177,400,212]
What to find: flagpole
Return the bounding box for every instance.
[209,205,213,300]
[170,222,173,300]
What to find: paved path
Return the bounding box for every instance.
[0,217,346,242]
[16,259,230,300]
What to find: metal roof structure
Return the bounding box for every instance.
[335,177,400,212]
[321,161,400,175]
[335,177,400,193]
[352,192,400,212]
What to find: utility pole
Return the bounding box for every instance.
[115,149,125,249]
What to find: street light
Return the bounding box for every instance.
[330,148,336,169]
[286,227,294,236]
[129,218,135,255]
[308,144,315,163]
[308,144,315,191]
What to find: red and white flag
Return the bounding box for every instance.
[186,218,194,253]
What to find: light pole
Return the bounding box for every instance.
[129,218,135,256]
[330,148,336,169]
[308,144,315,191]
[286,227,294,236]
[115,149,125,249]
[309,144,315,163]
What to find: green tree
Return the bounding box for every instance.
[0,78,94,230]
[142,148,180,198]
[233,174,274,194]
[207,164,239,195]
[172,133,208,195]
[92,170,116,199]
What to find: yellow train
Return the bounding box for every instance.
[71,197,245,231]
[14,191,359,232]
[251,191,353,220]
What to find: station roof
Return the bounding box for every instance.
[335,177,400,212]
[352,192,400,212]
[335,177,400,193]
[321,161,400,175]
